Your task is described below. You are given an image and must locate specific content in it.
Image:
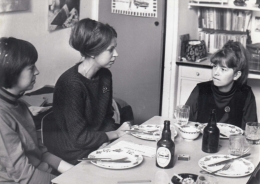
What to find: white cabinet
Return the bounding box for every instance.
[177,65,212,105]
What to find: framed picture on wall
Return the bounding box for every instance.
[0,0,30,13]
[48,0,80,31]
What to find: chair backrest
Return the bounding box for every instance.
[40,111,54,144]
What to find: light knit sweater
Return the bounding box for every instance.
[0,88,62,184]
[44,63,116,164]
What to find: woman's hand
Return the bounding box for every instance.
[57,160,74,173]
[105,122,131,141]
[98,142,110,149]
[115,121,131,138]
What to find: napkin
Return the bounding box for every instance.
[111,141,156,158]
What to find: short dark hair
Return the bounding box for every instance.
[210,40,249,87]
[69,18,117,58]
[0,37,38,88]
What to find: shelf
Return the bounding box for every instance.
[200,28,247,34]
[189,2,260,11]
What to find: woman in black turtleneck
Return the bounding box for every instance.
[186,40,257,130]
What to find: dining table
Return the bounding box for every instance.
[51,116,260,184]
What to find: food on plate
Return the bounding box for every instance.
[182,177,195,184]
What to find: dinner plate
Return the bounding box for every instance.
[88,148,143,169]
[171,173,198,184]
[130,124,178,141]
[200,123,243,138]
[198,155,254,177]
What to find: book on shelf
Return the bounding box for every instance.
[198,7,252,32]
[198,30,247,53]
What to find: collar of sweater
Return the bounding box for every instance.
[0,88,22,105]
[211,81,238,108]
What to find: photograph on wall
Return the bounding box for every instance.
[48,0,80,32]
[0,0,30,13]
[112,0,157,18]
[255,16,260,32]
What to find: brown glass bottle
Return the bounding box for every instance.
[202,109,220,153]
[156,120,175,168]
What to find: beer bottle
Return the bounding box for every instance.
[156,120,175,168]
[202,109,220,153]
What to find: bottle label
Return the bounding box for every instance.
[156,147,171,167]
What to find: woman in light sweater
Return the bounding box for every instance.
[0,37,73,184]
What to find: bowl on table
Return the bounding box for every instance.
[178,125,201,140]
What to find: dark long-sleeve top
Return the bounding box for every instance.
[0,88,61,184]
[44,63,116,164]
[186,81,257,129]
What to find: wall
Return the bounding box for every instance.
[0,0,98,90]
[247,79,260,121]
[177,0,198,59]
[98,1,165,124]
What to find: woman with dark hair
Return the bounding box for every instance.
[0,37,73,184]
[44,18,130,164]
[186,40,257,129]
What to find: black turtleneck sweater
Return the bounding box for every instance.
[186,81,257,129]
[43,63,116,164]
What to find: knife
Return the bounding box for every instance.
[124,130,155,135]
[207,153,251,167]
[79,158,112,161]
[220,133,228,137]
[78,159,131,163]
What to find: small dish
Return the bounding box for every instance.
[171,173,198,184]
[179,125,200,140]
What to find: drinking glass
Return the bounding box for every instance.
[174,105,190,126]
[229,135,250,156]
[196,174,218,184]
[245,122,260,145]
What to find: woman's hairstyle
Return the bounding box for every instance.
[69,18,117,58]
[210,40,249,86]
[0,37,38,88]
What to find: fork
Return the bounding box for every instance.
[210,162,231,174]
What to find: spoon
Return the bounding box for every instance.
[173,173,183,182]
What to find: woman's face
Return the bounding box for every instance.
[16,64,39,92]
[94,38,118,68]
[212,63,237,92]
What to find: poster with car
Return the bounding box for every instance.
[112,0,157,18]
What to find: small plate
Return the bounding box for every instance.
[88,148,143,170]
[130,124,177,141]
[171,173,198,184]
[200,123,243,138]
[198,155,254,177]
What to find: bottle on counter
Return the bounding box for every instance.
[156,120,175,169]
[202,109,220,153]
